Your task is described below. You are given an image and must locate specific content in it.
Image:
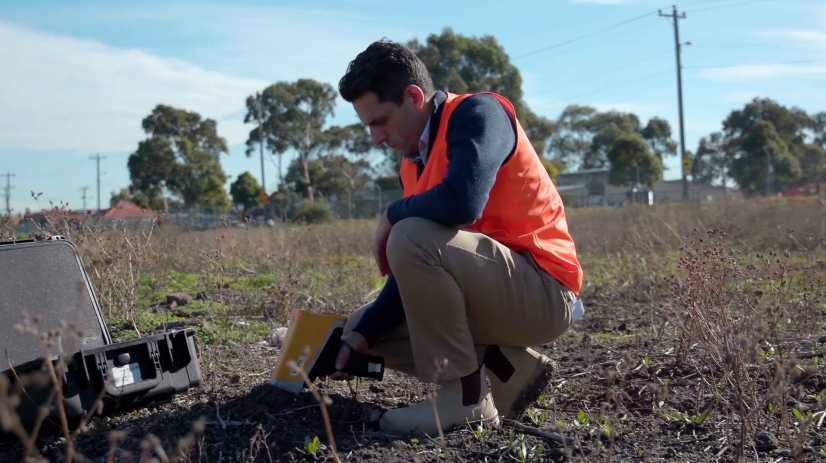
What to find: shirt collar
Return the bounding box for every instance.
[404,91,446,165]
[416,116,432,164]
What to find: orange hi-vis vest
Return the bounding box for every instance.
[400,91,583,296]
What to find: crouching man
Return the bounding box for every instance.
[328,39,583,437]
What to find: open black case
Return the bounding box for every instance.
[0,236,202,437]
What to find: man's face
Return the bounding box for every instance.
[352,86,428,155]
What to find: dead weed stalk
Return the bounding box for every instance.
[667,228,819,462]
[286,348,341,463]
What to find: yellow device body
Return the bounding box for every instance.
[270,309,347,394]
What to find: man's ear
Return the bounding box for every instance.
[403,85,426,110]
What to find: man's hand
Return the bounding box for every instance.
[327,331,369,381]
[374,211,393,277]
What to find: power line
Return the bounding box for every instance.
[89,154,106,212]
[519,18,665,67]
[513,10,660,60]
[684,58,826,70]
[510,0,788,107]
[2,172,15,215]
[531,50,673,99]
[556,69,674,102]
[683,0,765,9]
[688,0,779,13]
[566,49,672,86]
[688,39,826,48]
[686,0,742,7]
[511,0,789,106]
[689,42,775,48]
[513,0,804,111]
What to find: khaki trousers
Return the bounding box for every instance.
[343,217,576,384]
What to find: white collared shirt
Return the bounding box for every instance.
[406,116,431,166]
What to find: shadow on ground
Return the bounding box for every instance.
[1,379,423,462]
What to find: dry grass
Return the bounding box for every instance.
[0,196,824,462]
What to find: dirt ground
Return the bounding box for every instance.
[2,288,824,463]
[2,202,826,462]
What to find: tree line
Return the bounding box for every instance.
[114,28,826,216]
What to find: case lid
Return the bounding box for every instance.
[0,237,111,370]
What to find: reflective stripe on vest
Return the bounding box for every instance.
[399,91,583,295]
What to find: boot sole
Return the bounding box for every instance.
[505,356,555,420]
[379,403,501,436]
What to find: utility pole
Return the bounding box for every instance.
[660,5,689,202]
[256,99,268,221]
[256,100,266,194]
[2,172,15,215]
[80,186,89,211]
[89,154,106,212]
[763,146,774,197]
[160,181,169,214]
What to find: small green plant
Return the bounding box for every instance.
[666,409,714,427]
[600,417,613,437]
[791,408,823,433]
[467,419,491,440]
[297,436,326,456]
[90,416,111,433]
[759,345,776,361]
[690,409,714,425]
[511,433,544,463]
[535,394,554,409]
[526,409,547,426]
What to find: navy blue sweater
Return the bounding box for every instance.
[352,91,518,346]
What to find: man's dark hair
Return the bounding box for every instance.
[339,39,436,105]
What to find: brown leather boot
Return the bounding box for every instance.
[379,365,499,436]
[483,346,555,420]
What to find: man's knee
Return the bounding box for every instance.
[386,217,447,266]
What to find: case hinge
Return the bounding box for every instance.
[95,352,108,379]
[149,342,162,373]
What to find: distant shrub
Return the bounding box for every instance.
[559,193,577,207]
[542,160,559,183]
[289,200,332,224]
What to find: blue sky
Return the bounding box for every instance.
[1,0,824,213]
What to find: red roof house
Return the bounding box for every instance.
[100,201,159,220]
[782,182,825,197]
[24,208,89,226]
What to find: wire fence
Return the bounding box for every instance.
[7,176,825,235]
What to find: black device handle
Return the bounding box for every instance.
[306,329,386,383]
[342,353,384,381]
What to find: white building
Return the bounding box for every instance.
[555,168,736,207]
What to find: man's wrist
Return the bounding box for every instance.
[351,276,405,349]
[350,324,378,349]
[385,200,402,225]
[341,331,368,354]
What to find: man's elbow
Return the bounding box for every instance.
[450,202,485,227]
